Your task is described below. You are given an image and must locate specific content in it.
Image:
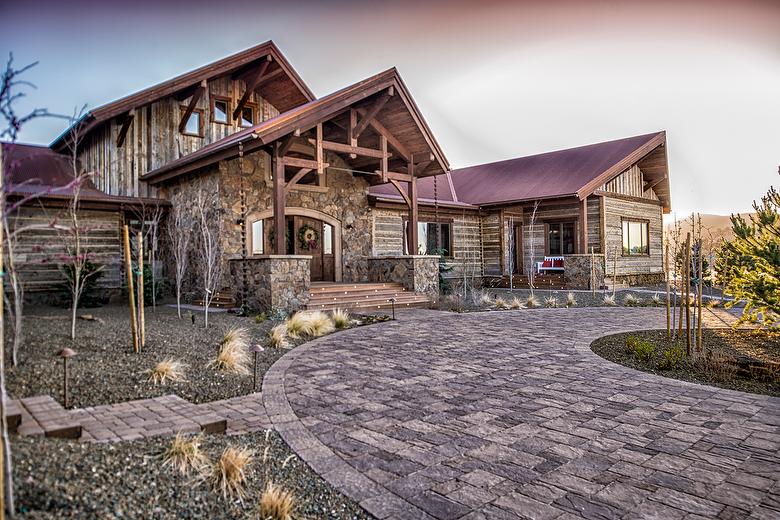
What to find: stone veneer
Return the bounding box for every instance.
[367,255,440,301]
[229,256,311,313]
[564,254,605,289]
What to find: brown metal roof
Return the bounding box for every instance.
[369,132,670,211]
[2,142,166,207]
[51,41,315,150]
[141,68,450,184]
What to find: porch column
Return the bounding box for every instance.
[407,162,418,255]
[273,143,286,255]
[579,197,588,254]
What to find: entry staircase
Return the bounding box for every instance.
[305,282,432,311]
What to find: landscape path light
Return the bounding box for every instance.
[58,348,77,408]
[389,298,396,320]
[250,344,265,391]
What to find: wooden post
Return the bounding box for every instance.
[580,198,588,254]
[123,225,139,353]
[697,240,703,352]
[590,246,595,295]
[273,144,286,255]
[665,240,671,339]
[137,231,145,349]
[685,232,691,355]
[407,162,418,255]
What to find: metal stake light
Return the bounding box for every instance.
[59,348,77,408]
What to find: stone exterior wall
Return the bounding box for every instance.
[564,254,605,289]
[229,256,311,313]
[367,255,439,301]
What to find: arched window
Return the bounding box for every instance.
[251,220,264,255]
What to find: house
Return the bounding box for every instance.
[4,41,671,312]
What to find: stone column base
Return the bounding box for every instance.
[367,255,440,301]
[229,256,311,313]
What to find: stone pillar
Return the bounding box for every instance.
[563,254,605,289]
[229,255,311,313]
[367,255,439,301]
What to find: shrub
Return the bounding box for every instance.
[161,433,208,475]
[623,294,639,307]
[331,308,351,328]
[256,482,295,520]
[658,343,686,370]
[566,292,577,307]
[284,312,310,339]
[306,311,335,337]
[254,313,267,324]
[494,297,509,309]
[209,446,254,501]
[267,324,289,349]
[147,358,187,385]
[471,289,493,307]
[603,294,616,306]
[442,294,465,312]
[696,350,738,379]
[210,328,251,374]
[707,299,722,308]
[509,297,523,310]
[526,294,540,308]
[625,336,655,362]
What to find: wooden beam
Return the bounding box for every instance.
[356,108,411,162]
[273,144,286,255]
[178,82,205,134]
[408,161,418,255]
[316,123,323,174]
[285,168,312,194]
[643,177,665,191]
[116,111,134,148]
[353,90,392,139]
[306,138,390,159]
[389,179,411,207]
[380,135,388,182]
[375,170,413,182]
[282,156,328,170]
[277,134,297,158]
[347,109,357,159]
[233,56,271,120]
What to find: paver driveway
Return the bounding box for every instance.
[263,308,780,519]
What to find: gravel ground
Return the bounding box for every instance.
[591,328,780,397]
[13,430,374,519]
[7,304,382,408]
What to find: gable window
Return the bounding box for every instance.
[546,222,576,255]
[212,97,229,124]
[251,220,264,255]
[622,219,649,255]
[240,105,255,128]
[180,107,204,137]
[404,221,452,256]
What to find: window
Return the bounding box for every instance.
[251,220,264,255]
[180,107,203,137]
[212,98,229,124]
[405,221,452,256]
[240,105,255,127]
[323,223,333,255]
[547,222,576,255]
[622,219,649,255]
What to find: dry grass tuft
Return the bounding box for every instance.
[284,312,310,339]
[566,292,577,307]
[603,294,616,306]
[161,433,208,475]
[268,324,290,349]
[147,358,187,385]
[210,327,251,374]
[471,289,493,307]
[494,297,509,309]
[331,308,351,329]
[526,294,540,308]
[650,293,662,306]
[509,297,523,310]
[306,311,335,337]
[544,296,558,308]
[256,482,295,520]
[623,294,639,307]
[209,446,254,502]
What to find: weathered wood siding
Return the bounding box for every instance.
[481,212,502,276]
[81,77,280,198]
[601,164,659,201]
[602,195,664,280]
[8,207,123,292]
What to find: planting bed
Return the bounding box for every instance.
[591,328,780,397]
[441,288,672,312]
[7,304,379,408]
[13,429,372,519]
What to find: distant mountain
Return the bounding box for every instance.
[664,213,755,250]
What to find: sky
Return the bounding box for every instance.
[2,0,779,217]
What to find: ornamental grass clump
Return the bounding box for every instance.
[210,327,251,375]
[209,446,254,502]
[526,294,540,308]
[494,297,509,309]
[331,308,351,329]
[284,312,310,339]
[623,294,639,307]
[566,292,577,307]
[544,296,558,308]
[471,289,493,307]
[256,482,295,520]
[267,324,289,349]
[509,297,523,310]
[147,358,187,385]
[603,294,616,306]
[306,311,335,337]
[649,293,662,306]
[161,433,208,475]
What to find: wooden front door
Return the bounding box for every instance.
[293,216,335,282]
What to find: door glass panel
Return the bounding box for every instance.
[323,223,333,254]
[251,220,263,255]
[562,222,576,254]
[417,222,428,254]
[548,224,561,255]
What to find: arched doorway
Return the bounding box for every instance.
[246,208,341,282]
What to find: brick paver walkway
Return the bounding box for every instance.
[263,308,780,519]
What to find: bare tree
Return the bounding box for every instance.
[195,189,222,328]
[526,200,540,295]
[128,200,165,311]
[166,202,193,318]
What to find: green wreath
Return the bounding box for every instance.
[298,224,320,250]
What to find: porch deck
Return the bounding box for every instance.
[306,282,432,311]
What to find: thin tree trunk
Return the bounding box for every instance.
[665,241,671,339]
[123,225,139,353]
[698,240,704,352]
[137,232,145,349]
[685,232,691,355]
[0,144,15,517]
